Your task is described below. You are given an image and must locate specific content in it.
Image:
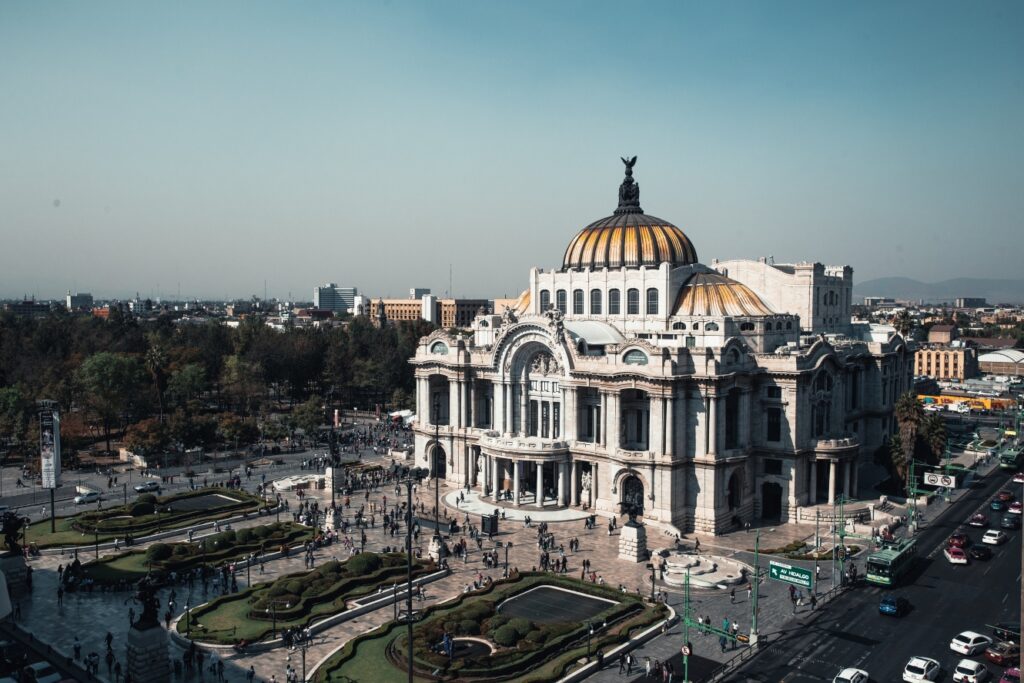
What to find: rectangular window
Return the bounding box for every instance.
[541,401,550,438]
[528,401,539,437]
[573,289,584,315]
[539,290,551,311]
[646,288,659,315]
[608,289,621,315]
[590,289,602,315]
[766,386,782,399]
[585,407,595,440]
[764,458,783,475]
[766,407,782,442]
[556,290,567,314]
[553,403,560,438]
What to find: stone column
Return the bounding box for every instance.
[843,460,852,499]
[809,459,818,504]
[557,462,566,506]
[536,463,545,505]
[651,394,665,454]
[570,460,579,506]
[519,384,529,436]
[469,448,477,487]
[851,459,859,499]
[740,389,751,448]
[589,462,597,508]
[449,379,460,428]
[707,394,718,456]
[564,387,577,441]
[467,380,475,428]
[600,392,608,446]
[679,389,688,457]
[828,460,837,505]
[607,391,620,451]
[665,395,675,457]
[513,460,521,506]
[492,456,501,498]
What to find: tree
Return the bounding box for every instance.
[921,413,947,467]
[292,398,323,446]
[75,352,144,452]
[891,310,914,338]
[124,418,169,456]
[145,340,169,422]
[0,386,30,455]
[220,355,265,416]
[168,363,207,407]
[217,413,259,450]
[894,392,923,478]
[885,433,908,486]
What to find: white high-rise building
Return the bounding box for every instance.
[313,283,357,314]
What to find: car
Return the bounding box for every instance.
[969,546,993,561]
[983,529,1009,545]
[953,632,995,656]
[997,490,1016,502]
[134,481,160,493]
[833,668,870,683]
[1013,472,1024,484]
[969,513,990,528]
[880,595,911,617]
[903,656,941,681]
[999,667,1020,683]
[993,623,1021,644]
[25,662,62,683]
[991,499,1008,512]
[954,659,992,682]
[73,491,100,505]
[1002,515,1022,530]
[949,532,972,548]
[1009,502,1022,515]
[986,642,1021,667]
[945,546,969,564]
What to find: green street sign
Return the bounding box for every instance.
[768,560,813,589]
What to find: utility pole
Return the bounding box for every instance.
[750,530,760,646]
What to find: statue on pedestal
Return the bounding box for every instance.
[1,511,25,555]
[130,575,161,629]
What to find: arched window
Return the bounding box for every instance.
[692,322,700,331]
[590,289,602,315]
[539,290,551,311]
[727,348,740,364]
[608,289,621,315]
[623,349,648,365]
[672,322,686,330]
[705,322,720,331]
[627,288,640,315]
[786,321,793,330]
[775,322,783,331]
[646,288,659,315]
[430,341,449,355]
[479,320,489,328]
[556,290,567,314]
[573,289,584,315]
[739,322,755,332]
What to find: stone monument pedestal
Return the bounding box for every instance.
[126,624,170,683]
[617,522,648,562]
[428,534,444,562]
[0,554,28,596]
[325,508,341,532]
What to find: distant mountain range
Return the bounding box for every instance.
[854,277,1024,304]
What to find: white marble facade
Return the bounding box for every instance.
[410,163,911,534]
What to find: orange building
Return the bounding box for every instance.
[914,346,977,380]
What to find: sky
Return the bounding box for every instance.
[1,1,1022,302]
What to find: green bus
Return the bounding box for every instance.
[865,539,917,587]
[999,448,1023,470]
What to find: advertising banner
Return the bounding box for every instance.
[39,406,61,489]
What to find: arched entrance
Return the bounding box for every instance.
[727,471,743,510]
[429,443,446,479]
[621,475,644,517]
[761,482,783,520]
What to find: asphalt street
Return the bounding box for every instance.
[727,466,1022,682]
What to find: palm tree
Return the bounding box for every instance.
[894,392,923,474]
[887,433,908,486]
[891,310,914,338]
[921,413,947,467]
[145,342,169,422]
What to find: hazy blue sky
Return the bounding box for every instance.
[2,1,1021,301]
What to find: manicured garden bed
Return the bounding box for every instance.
[181,552,435,644]
[314,573,668,682]
[83,522,313,584]
[25,488,268,548]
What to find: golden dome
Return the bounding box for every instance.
[511,289,531,314]
[561,157,698,270]
[673,272,774,317]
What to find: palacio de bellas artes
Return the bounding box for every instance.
[412,158,910,537]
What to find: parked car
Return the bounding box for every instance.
[74,491,100,505]
[25,662,62,683]
[969,513,990,528]
[983,529,1009,545]
[945,546,969,564]
[999,667,1020,683]
[833,668,870,683]
[1009,502,1022,515]
[997,490,1016,502]
[1002,515,1022,530]
[969,546,993,561]
[880,595,911,617]
[903,656,941,682]
[991,499,1008,512]
[1013,472,1024,484]
[953,659,992,683]
[134,481,160,493]
[953,632,995,656]
[993,623,1021,644]
[986,642,1021,667]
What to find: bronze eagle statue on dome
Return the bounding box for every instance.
[621,155,637,175]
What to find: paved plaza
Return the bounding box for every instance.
[7,443,993,682]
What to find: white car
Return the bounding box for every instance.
[951,631,993,656]
[952,658,991,683]
[134,480,160,493]
[74,491,100,504]
[944,546,969,564]
[982,529,1008,545]
[834,668,870,683]
[903,656,940,682]
[25,662,62,683]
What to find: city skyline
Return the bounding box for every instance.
[2,1,1022,300]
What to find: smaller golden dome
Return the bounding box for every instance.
[673,272,774,317]
[511,289,531,314]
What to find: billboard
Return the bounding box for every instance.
[39,405,61,489]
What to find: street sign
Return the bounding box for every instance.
[768,560,813,589]
[923,472,957,488]
[681,643,691,656]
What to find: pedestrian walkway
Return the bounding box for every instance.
[443,488,590,522]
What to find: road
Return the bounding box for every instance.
[727,466,1022,682]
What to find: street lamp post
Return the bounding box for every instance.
[432,398,442,543]
[496,541,513,577]
[95,499,102,560]
[586,620,594,660]
[266,600,290,639]
[399,466,427,683]
[184,604,191,637]
[645,562,657,602]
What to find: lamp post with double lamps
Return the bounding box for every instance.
[266,600,290,639]
[397,466,428,683]
[287,628,313,682]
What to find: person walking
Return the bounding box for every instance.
[810,593,817,611]
[57,585,64,607]
[625,652,634,675]
[730,587,736,604]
